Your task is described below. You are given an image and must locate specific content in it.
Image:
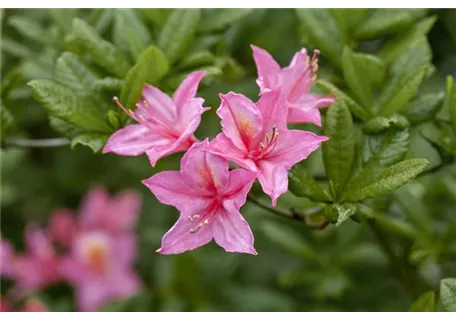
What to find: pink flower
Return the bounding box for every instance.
[0,238,15,277]
[0,297,11,312]
[60,231,140,311]
[21,298,48,312]
[251,45,335,126]
[49,209,77,247]
[103,71,209,166]
[204,90,328,205]
[13,227,61,291]
[142,140,257,255]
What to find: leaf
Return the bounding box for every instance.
[158,9,201,64]
[402,92,444,125]
[49,9,79,33]
[288,165,331,202]
[199,9,253,33]
[141,9,174,29]
[88,8,114,34]
[295,9,344,67]
[445,76,456,136]
[120,45,169,109]
[28,80,112,133]
[330,9,370,36]
[409,291,435,311]
[324,203,357,226]
[343,158,429,202]
[71,134,109,153]
[8,15,51,44]
[390,37,432,77]
[177,50,215,70]
[323,99,355,199]
[93,78,124,92]
[1,105,14,141]
[355,9,427,39]
[55,52,98,96]
[440,278,456,312]
[69,18,131,78]
[363,129,411,167]
[363,114,410,134]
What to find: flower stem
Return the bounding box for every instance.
[4,137,70,148]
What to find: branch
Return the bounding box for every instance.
[4,137,70,148]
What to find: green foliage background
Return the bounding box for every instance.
[1,8,456,311]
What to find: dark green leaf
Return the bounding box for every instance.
[71,133,109,153]
[409,291,435,311]
[330,9,370,36]
[158,9,201,64]
[288,165,331,202]
[402,93,444,125]
[445,76,456,136]
[390,37,432,77]
[323,99,355,199]
[1,105,14,141]
[440,278,456,312]
[55,52,98,95]
[363,129,411,167]
[199,9,253,33]
[177,51,215,70]
[141,9,174,29]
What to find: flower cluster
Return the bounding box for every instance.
[103,45,334,255]
[0,187,142,312]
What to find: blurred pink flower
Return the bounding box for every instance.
[22,298,48,312]
[0,238,15,277]
[251,45,335,126]
[103,71,209,166]
[49,209,77,247]
[204,90,327,205]
[60,231,140,311]
[0,297,11,312]
[143,140,257,255]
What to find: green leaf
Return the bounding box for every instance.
[402,93,444,125]
[113,9,152,61]
[49,116,83,138]
[88,8,114,34]
[120,45,169,109]
[49,9,79,33]
[288,165,331,202]
[8,16,51,44]
[71,134,109,153]
[141,9,174,29]
[28,80,112,133]
[409,291,435,311]
[55,52,98,96]
[445,76,456,136]
[355,9,427,39]
[378,16,437,66]
[295,9,344,67]
[69,18,130,78]
[177,50,215,70]
[390,37,431,77]
[158,9,201,64]
[1,105,14,141]
[363,129,411,167]
[440,278,456,312]
[343,158,429,202]
[330,9,370,36]
[93,78,124,92]
[323,99,355,199]
[324,203,357,226]
[363,114,410,134]
[199,9,253,33]
[316,80,369,121]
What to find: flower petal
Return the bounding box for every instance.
[287,94,334,126]
[173,71,206,110]
[257,161,288,206]
[110,234,137,268]
[0,239,15,277]
[223,169,257,207]
[107,190,142,233]
[49,209,77,247]
[157,216,214,255]
[218,92,263,152]
[103,124,172,156]
[213,200,257,255]
[298,93,336,110]
[256,89,288,132]
[79,186,110,230]
[25,227,54,258]
[280,48,312,104]
[266,130,328,169]
[109,269,141,299]
[177,98,209,131]
[251,45,281,94]
[76,280,110,311]
[140,84,177,124]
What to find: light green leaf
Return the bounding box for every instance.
[295,9,344,67]
[323,99,355,199]
[444,76,456,136]
[390,37,431,77]
[88,8,114,34]
[28,80,112,133]
[71,134,109,153]
[288,165,331,202]
[93,78,124,92]
[8,16,51,44]
[330,9,370,36]
[409,291,435,312]
[343,158,429,202]
[316,80,369,121]
[355,9,427,39]
[324,203,357,226]
[440,278,456,312]
[177,51,215,70]
[120,45,169,109]
[158,9,201,64]
[363,129,411,167]
[363,114,409,134]
[55,52,98,95]
[199,9,253,33]
[402,92,444,125]
[141,9,174,29]
[69,18,130,78]
[49,9,79,33]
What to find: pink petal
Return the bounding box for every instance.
[103,124,172,156]
[213,200,257,255]
[218,92,263,152]
[59,256,89,284]
[287,103,322,126]
[173,71,206,110]
[280,48,312,104]
[257,161,288,206]
[25,227,53,258]
[107,190,142,233]
[299,93,336,110]
[142,171,210,213]
[177,98,209,131]
[266,130,328,169]
[111,234,137,268]
[49,209,77,246]
[79,186,110,231]
[222,169,257,207]
[141,84,177,124]
[109,269,141,299]
[180,140,228,193]
[76,280,110,311]
[204,133,258,172]
[157,215,214,255]
[0,239,15,277]
[256,89,288,132]
[251,45,281,94]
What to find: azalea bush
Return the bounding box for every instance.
[1,8,456,312]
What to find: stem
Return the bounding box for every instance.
[4,137,70,148]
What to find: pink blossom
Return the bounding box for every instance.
[21,298,48,312]
[204,90,328,205]
[60,231,140,311]
[0,238,15,277]
[0,297,11,312]
[143,140,258,255]
[49,209,77,247]
[103,71,209,166]
[251,45,335,126]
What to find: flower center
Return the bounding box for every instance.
[86,243,107,276]
[187,200,221,233]
[250,125,279,160]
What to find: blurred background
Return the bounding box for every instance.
[1,8,456,311]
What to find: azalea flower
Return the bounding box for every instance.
[0,238,15,277]
[103,71,209,166]
[49,209,77,247]
[204,90,328,205]
[251,45,335,126]
[143,140,257,255]
[60,231,140,311]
